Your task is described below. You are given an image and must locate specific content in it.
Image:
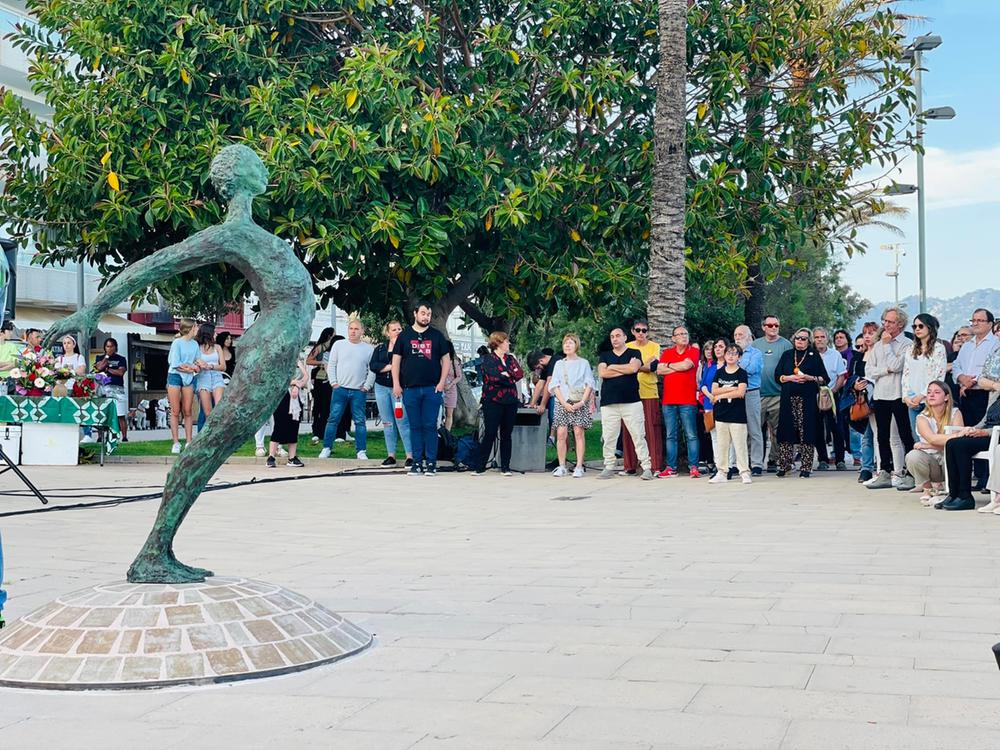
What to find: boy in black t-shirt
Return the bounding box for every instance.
[391,302,450,476]
[708,344,752,484]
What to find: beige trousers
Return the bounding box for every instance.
[601,402,650,472]
[905,449,943,486]
[716,421,750,475]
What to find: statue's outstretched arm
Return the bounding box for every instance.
[43,232,224,348]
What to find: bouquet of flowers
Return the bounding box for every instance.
[9,350,70,396]
[72,372,111,398]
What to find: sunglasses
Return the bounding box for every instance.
[633,328,648,333]
[913,323,926,330]
[794,336,809,341]
[763,323,779,328]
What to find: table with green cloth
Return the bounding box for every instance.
[0,395,121,455]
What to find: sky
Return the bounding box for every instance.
[842,0,1000,304]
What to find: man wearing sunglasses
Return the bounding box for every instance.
[752,315,792,471]
[622,319,664,474]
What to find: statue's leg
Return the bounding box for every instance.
[127,394,276,583]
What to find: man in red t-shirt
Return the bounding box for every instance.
[655,325,701,478]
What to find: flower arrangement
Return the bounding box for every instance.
[72,372,111,398]
[9,350,72,396]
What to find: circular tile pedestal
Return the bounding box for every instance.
[0,577,373,690]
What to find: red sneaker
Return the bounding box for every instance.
[657,468,677,478]
[689,467,701,478]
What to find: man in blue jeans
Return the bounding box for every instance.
[318,319,376,460]
[656,325,701,478]
[392,302,450,477]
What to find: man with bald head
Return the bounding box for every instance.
[734,325,765,475]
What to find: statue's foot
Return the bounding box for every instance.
[127,554,214,584]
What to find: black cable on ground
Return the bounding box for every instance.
[0,467,414,519]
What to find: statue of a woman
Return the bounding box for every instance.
[46,145,314,583]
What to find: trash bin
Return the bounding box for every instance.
[510,407,549,473]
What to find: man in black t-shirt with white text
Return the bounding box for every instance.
[391,301,450,476]
[596,327,653,481]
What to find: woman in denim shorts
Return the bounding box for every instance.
[167,319,201,453]
[195,323,226,429]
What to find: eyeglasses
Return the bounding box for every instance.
[763,323,779,328]
[793,336,809,341]
[971,318,989,324]
[633,328,648,333]
[673,332,688,337]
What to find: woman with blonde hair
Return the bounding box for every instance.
[473,331,524,476]
[550,333,595,478]
[167,319,200,454]
[369,320,413,466]
[904,380,964,504]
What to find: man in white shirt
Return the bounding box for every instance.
[864,307,915,489]
[813,327,848,471]
[318,319,376,460]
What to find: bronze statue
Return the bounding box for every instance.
[45,145,314,583]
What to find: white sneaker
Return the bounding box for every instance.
[255,447,266,457]
[318,448,332,459]
[357,450,368,460]
[552,465,568,477]
[890,472,904,488]
[741,472,753,485]
[310,436,320,445]
[79,435,96,444]
[708,473,727,484]
[977,499,1000,514]
[171,442,181,454]
[334,437,345,443]
[572,465,585,478]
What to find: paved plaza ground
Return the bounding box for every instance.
[1,462,999,749]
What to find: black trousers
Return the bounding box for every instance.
[816,408,845,464]
[960,390,991,484]
[945,435,991,499]
[479,401,517,471]
[872,398,914,472]
[311,380,349,440]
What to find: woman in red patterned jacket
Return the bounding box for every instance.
[473,332,525,476]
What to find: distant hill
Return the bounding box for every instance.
[853,288,1000,339]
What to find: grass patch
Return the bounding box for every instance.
[114,424,609,462]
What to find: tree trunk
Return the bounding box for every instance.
[646,0,687,339]
[743,266,765,328]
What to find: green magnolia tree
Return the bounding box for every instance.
[685,0,916,325]
[0,0,657,327]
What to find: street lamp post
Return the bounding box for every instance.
[900,34,954,314]
[881,243,905,306]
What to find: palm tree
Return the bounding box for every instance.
[646,0,687,339]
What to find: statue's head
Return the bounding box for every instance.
[210,144,268,201]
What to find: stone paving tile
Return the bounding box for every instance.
[684,684,909,723]
[807,664,1000,698]
[616,655,815,688]
[547,706,789,748]
[780,718,1000,749]
[482,674,700,710]
[338,697,573,739]
[909,696,1000,730]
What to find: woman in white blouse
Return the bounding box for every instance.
[56,335,87,389]
[902,313,947,434]
[550,333,596,478]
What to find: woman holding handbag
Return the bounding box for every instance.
[698,339,726,477]
[848,321,879,482]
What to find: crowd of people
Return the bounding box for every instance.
[510,307,998,513]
